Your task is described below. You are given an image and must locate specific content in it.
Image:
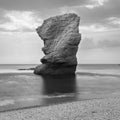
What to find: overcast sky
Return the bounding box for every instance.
[0,0,120,64]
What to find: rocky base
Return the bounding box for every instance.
[34,64,76,75]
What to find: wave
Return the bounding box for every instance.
[0,93,75,107]
[0,70,120,77]
[0,100,15,106]
[76,71,120,77]
[0,69,33,74]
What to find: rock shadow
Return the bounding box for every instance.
[41,74,77,95]
[40,74,77,105]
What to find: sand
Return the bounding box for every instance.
[1,96,120,120]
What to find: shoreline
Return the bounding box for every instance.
[1,96,120,119]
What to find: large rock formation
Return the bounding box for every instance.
[34,13,81,75]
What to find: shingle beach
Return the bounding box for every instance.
[1,96,120,120]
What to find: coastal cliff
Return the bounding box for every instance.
[34,13,81,75]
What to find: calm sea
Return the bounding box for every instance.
[0,64,120,112]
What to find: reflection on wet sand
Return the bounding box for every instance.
[42,74,77,94]
[1,71,120,112]
[41,74,78,105]
[0,73,77,112]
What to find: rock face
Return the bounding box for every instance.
[34,13,81,75]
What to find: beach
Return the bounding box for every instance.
[0,64,120,119]
[0,0,119,119]
[1,95,120,120]
[0,64,120,112]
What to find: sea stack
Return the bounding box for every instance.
[34,13,81,75]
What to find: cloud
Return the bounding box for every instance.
[80,36,120,50]
[79,24,107,33]
[0,0,91,10]
[59,0,109,14]
[80,37,96,49]
[0,0,120,33]
[0,0,109,10]
[59,6,78,14]
[95,0,108,5]
[108,17,120,26]
[59,0,120,33]
[0,10,43,31]
[85,0,109,9]
[97,39,120,48]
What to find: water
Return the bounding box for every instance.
[0,64,35,73]
[0,64,120,112]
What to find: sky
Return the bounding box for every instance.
[0,0,120,64]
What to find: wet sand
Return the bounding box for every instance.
[1,96,120,120]
[1,72,120,112]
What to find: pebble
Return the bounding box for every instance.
[1,97,120,120]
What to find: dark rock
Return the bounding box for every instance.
[34,13,81,75]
